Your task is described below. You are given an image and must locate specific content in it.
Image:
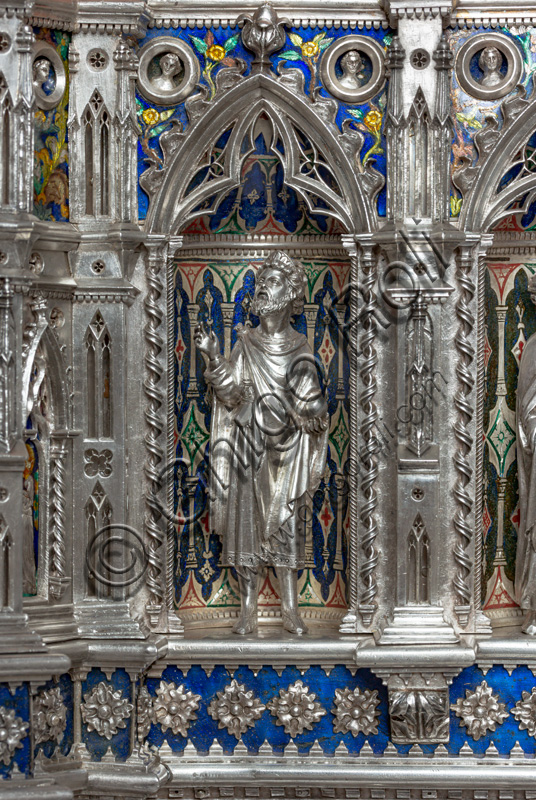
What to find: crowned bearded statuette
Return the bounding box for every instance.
[195,251,329,635]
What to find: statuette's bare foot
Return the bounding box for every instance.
[282,610,308,635]
[233,609,257,635]
[522,610,536,635]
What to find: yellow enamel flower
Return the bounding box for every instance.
[142,108,159,125]
[302,41,320,58]
[364,109,382,134]
[207,44,226,62]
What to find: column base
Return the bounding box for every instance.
[73,600,148,639]
[377,605,459,645]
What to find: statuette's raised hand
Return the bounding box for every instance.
[194,321,220,361]
[302,414,329,435]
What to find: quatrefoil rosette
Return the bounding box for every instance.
[332,687,380,736]
[0,706,28,766]
[34,687,67,745]
[81,682,133,740]
[208,680,266,738]
[450,681,509,740]
[267,680,326,737]
[151,681,201,737]
[512,688,536,737]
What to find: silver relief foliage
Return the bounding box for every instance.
[137,685,153,741]
[81,681,133,740]
[151,680,201,736]
[389,689,450,744]
[33,686,66,745]
[208,680,266,738]
[237,3,290,70]
[267,680,326,737]
[332,687,380,736]
[512,688,536,737]
[0,706,28,766]
[450,681,509,740]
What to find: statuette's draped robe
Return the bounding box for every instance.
[205,324,328,569]
[516,333,536,609]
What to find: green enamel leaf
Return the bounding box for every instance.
[149,123,171,137]
[289,33,303,47]
[450,195,462,217]
[190,36,208,54]
[159,109,174,122]
[279,50,301,60]
[456,112,482,129]
[347,108,365,120]
[312,32,326,44]
[224,33,240,52]
[383,33,393,46]
[319,38,334,50]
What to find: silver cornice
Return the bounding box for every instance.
[147,0,388,28]
[72,281,140,306]
[178,234,348,258]
[29,0,77,31]
[168,762,536,788]
[450,0,536,27]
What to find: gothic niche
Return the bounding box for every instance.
[407,514,430,605]
[85,310,112,440]
[22,300,69,601]
[172,112,352,629]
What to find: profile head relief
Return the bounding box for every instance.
[33,57,51,85]
[252,251,306,317]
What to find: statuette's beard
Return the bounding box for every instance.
[251,291,293,317]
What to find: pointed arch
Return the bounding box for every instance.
[85,310,113,439]
[0,73,11,208]
[460,97,536,231]
[86,481,113,598]
[82,90,111,217]
[0,515,14,609]
[407,513,430,605]
[146,74,375,235]
[23,322,68,433]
